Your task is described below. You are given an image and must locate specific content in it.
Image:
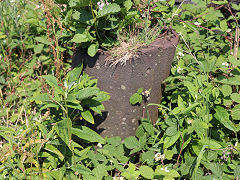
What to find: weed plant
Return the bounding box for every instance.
[0,0,240,179]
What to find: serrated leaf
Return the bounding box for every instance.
[231,93,240,103]
[139,166,154,179]
[231,104,240,120]
[42,75,64,95]
[72,33,89,43]
[124,0,132,11]
[124,136,138,149]
[55,118,72,148]
[164,131,180,149]
[81,110,94,124]
[72,126,105,144]
[74,87,100,100]
[107,136,121,146]
[220,84,232,97]
[130,93,142,105]
[214,106,237,132]
[44,144,64,161]
[98,3,121,17]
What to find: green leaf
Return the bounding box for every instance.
[231,104,240,120]
[43,75,64,95]
[88,43,99,57]
[220,85,232,97]
[212,0,228,5]
[139,166,154,179]
[130,93,142,105]
[72,33,89,43]
[40,103,59,111]
[231,93,240,103]
[66,102,83,111]
[81,110,94,124]
[72,126,105,144]
[214,106,237,132]
[164,131,180,149]
[44,144,64,161]
[35,36,52,45]
[98,3,121,17]
[124,136,138,149]
[124,0,133,11]
[122,162,140,179]
[92,164,107,178]
[166,126,178,136]
[234,165,240,179]
[193,145,208,175]
[74,87,100,100]
[34,44,44,54]
[55,118,72,148]
[107,136,121,146]
[66,64,83,86]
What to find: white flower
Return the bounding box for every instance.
[194,22,201,26]
[97,143,102,148]
[160,167,169,172]
[177,51,184,57]
[3,40,6,44]
[155,153,165,161]
[222,62,229,67]
[0,55,2,59]
[177,67,183,73]
[226,29,231,33]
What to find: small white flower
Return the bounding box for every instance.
[0,55,2,59]
[177,67,183,73]
[177,51,184,57]
[226,29,231,33]
[164,167,169,173]
[154,153,165,161]
[222,62,229,67]
[97,143,102,148]
[160,167,169,172]
[3,40,6,44]
[194,22,201,26]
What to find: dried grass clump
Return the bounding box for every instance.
[105,30,145,67]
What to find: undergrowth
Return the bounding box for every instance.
[0,0,240,179]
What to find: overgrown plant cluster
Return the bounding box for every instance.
[0,0,240,179]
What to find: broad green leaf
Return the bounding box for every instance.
[121,162,140,179]
[98,3,121,17]
[34,44,44,54]
[72,33,89,43]
[107,136,121,146]
[163,131,180,149]
[129,93,142,105]
[72,126,105,144]
[88,43,99,57]
[231,104,240,120]
[124,0,132,11]
[139,166,154,179]
[66,102,83,111]
[31,93,51,103]
[43,75,64,95]
[231,93,240,103]
[44,144,64,161]
[220,85,232,97]
[55,118,72,148]
[214,106,237,132]
[92,164,107,178]
[81,110,94,124]
[200,139,222,149]
[35,36,52,45]
[166,126,178,136]
[124,136,138,149]
[66,64,83,86]
[40,103,59,111]
[193,145,208,175]
[74,87,100,100]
